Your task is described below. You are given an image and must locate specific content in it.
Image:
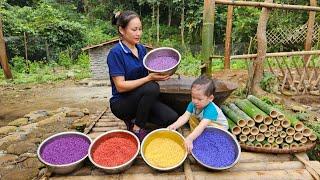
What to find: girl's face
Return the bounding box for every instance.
[191,86,214,110]
[119,17,142,46]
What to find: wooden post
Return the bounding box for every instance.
[201,0,215,76]
[304,0,317,62]
[24,32,29,73]
[0,16,13,79]
[251,0,273,95]
[224,5,233,69]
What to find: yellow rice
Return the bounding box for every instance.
[144,137,185,168]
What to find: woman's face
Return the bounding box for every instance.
[120,17,142,46]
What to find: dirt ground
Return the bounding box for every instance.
[1,69,319,127]
[0,80,110,127]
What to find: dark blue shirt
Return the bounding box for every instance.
[107,41,148,103]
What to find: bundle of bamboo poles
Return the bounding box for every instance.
[222,95,317,151]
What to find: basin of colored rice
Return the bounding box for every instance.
[191,127,241,170]
[141,129,187,170]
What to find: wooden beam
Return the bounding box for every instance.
[231,50,320,59]
[0,16,13,79]
[201,0,215,76]
[215,0,320,11]
[224,5,233,69]
[304,0,317,62]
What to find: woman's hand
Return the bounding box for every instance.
[185,137,193,153]
[147,73,170,81]
[167,123,177,131]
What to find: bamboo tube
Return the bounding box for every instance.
[255,143,262,148]
[228,118,241,135]
[300,137,308,144]
[247,95,279,118]
[247,119,255,127]
[268,125,275,132]
[273,120,280,127]
[258,124,268,133]
[285,136,293,144]
[275,137,283,144]
[263,116,273,125]
[276,126,283,132]
[285,113,305,131]
[279,131,287,138]
[248,134,256,142]
[272,143,279,149]
[221,105,247,127]
[309,134,317,141]
[280,119,290,128]
[282,143,289,149]
[228,103,253,120]
[268,136,275,143]
[294,132,303,141]
[239,141,245,145]
[290,143,299,149]
[272,131,279,137]
[250,126,259,135]
[277,113,285,121]
[263,143,271,149]
[234,99,267,123]
[302,128,312,137]
[242,126,251,135]
[256,133,265,142]
[246,141,254,147]
[286,127,295,136]
[264,131,272,137]
[239,134,248,142]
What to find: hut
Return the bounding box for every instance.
[82,39,153,80]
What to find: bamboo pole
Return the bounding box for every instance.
[272,143,279,149]
[263,143,271,148]
[268,136,275,143]
[201,0,215,76]
[279,131,287,138]
[268,125,275,132]
[276,126,283,132]
[240,134,248,142]
[255,143,262,148]
[234,99,267,122]
[221,105,247,127]
[275,137,283,144]
[250,126,259,135]
[280,119,290,128]
[228,118,241,135]
[286,127,296,136]
[215,0,320,11]
[309,134,317,141]
[231,50,320,60]
[304,0,317,62]
[272,131,279,138]
[264,131,271,137]
[285,136,293,144]
[228,103,255,126]
[246,142,254,147]
[282,143,289,149]
[242,126,251,135]
[258,124,268,133]
[263,116,273,125]
[284,112,305,131]
[273,120,280,127]
[277,113,285,121]
[294,132,303,141]
[247,95,279,118]
[256,133,265,142]
[300,137,308,144]
[302,128,312,137]
[248,134,255,142]
[290,143,299,149]
[224,5,233,69]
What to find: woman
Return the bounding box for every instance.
[107,11,179,141]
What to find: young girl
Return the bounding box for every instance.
[167,75,228,152]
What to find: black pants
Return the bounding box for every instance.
[110,81,178,128]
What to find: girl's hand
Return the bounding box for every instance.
[167,124,177,131]
[185,137,193,153]
[148,73,170,81]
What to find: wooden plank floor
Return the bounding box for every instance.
[50,110,320,180]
